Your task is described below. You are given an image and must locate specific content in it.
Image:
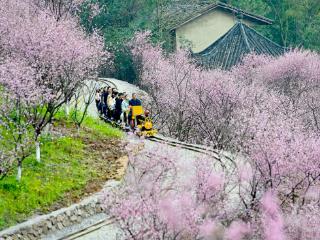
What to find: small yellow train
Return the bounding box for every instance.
[130,106,157,137]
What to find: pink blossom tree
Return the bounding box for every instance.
[127,31,320,239]
[0,59,43,181]
[232,54,320,208]
[0,150,14,180]
[238,51,320,135]
[71,80,99,130]
[129,32,198,141]
[0,103,33,182]
[260,190,286,240]
[129,32,246,147]
[286,202,320,240]
[103,146,256,240]
[191,69,249,149]
[0,110,16,180]
[104,145,307,239]
[0,0,107,163]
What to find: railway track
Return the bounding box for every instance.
[59,218,115,240]
[97,77,118,89]
[149,135,220,157]
[148,135,236,169]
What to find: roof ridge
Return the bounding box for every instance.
[239,22,252,52]
[240,22,287,49]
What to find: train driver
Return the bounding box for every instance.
[129,93,142,128]
[129,93,141,107]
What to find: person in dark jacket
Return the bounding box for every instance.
[101,86,110,117]
[95,89,102,114]
[128,93,142,128]
[129,93,142,107]
[114,93,123,122]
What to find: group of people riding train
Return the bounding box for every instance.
[95,86,150,131]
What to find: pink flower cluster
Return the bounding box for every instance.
[125,32,320,239]
[0,0,107,179]
[103,147,251,240]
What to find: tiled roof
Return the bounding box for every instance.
[193,22,286,70]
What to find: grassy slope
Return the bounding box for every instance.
[0,116,124,229]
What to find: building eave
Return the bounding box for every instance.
[169,1,273,32]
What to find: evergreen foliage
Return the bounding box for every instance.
[80,0,320,81]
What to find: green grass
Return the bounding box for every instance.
[82,116,124,139]
[0,137,87,228]
[55,110,124,139]
[0,113,123,230]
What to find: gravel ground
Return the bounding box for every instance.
[44,213,108,240]
[74,224,120,240]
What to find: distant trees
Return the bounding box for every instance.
[77,0,320,84]
[229,0,320,50]
[0,0,107,180]
[78,0,147,82]
[78,0,177,83]
[35,0,86,20]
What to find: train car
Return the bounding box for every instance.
[100,105,157,137]
[130,106,157,137]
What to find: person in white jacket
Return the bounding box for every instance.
[121,94,129,126]
[95,89,102,114]
[106,88,116,119]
